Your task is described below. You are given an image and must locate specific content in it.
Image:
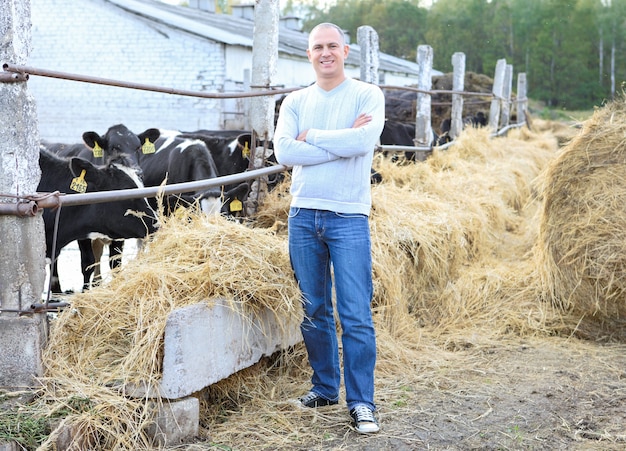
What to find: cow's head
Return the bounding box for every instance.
[82,124,161,179]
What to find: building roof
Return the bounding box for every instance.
[106,0,441,78]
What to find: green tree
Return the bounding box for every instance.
[301,0,428,61]
[424,0,499,74]
[285,0,626,110]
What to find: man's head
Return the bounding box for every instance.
[307,22,349,89]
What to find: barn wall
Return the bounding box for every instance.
[28,0,424,144]
[29,0,226,143]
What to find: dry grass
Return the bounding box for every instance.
[31,98,626,449]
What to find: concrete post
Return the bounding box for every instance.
[414,45,433,147]
[500,64,513,128]
[357,26,379,85]
[246,0,279,215]
[450,52,465,140]
[0,0,48,389]
[516,73,527,126]
[488,59,507,131]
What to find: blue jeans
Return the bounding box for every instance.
[288,207,377,411]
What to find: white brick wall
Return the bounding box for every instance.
[29,0,228,143]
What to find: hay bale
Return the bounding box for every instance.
[535,96,626,323]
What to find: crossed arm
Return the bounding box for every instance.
[296,113,372,142]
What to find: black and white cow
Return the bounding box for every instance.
[178,129,284,196]
[38,148,159,293]
[142,130,227,214]
[41,124,161,291]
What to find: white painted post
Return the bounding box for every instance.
[247,0,279,214]
[450,52,465,140]
[499,64,513,128]
[516,73,527,126]
[0,0,48,389]
[488,59,507,131]
[415,45,433,147]
[357,26,379,85]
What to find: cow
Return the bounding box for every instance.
[464,111,487,127]
[378,120,451,162]
[142,130,238,215]
[38,148,159,293]
[178,129,298,195]
[41,124,161,292]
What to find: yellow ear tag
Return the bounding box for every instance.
[142,138,156,154]
[229,197,243,212]
[242,142,250,159]
[70,169,88,193]
[92,142,103,158]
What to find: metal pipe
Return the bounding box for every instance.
[0,201,38,216]
[0,301,69,315]
[1,166,287,215]
[30,302,70,312]
[33,164,288,208]
[376,144,432,152]
[3,63,297,99]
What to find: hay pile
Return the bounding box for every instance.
[32,100,626,448]
[534,97,626,330]
[38,212,302,449]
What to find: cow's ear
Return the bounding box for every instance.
[69,156,96,177]
[68,157,99,192]
[82,132,105,157]
[139,128,161,145]
[237,134,253,159]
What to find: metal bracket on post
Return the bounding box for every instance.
[0,64,28,82]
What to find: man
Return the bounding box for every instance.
[274,22,385,434]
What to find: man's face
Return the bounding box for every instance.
[307,26,349,81]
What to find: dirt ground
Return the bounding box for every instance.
[176,335,626,451]
[353,337,626,451]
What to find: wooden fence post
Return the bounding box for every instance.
[488,59,507,131]
[415,45,433,147]
[450,52,465,140]
[516,73,527,125]
[357,26,379,85]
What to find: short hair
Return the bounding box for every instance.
[308,23,346,49]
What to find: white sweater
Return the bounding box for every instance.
[274,78,385,216]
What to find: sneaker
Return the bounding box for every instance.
[297,391,338,408]
[350,404,380,434]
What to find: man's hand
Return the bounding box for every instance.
[296,130,308,141]
[352,113,372,128]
